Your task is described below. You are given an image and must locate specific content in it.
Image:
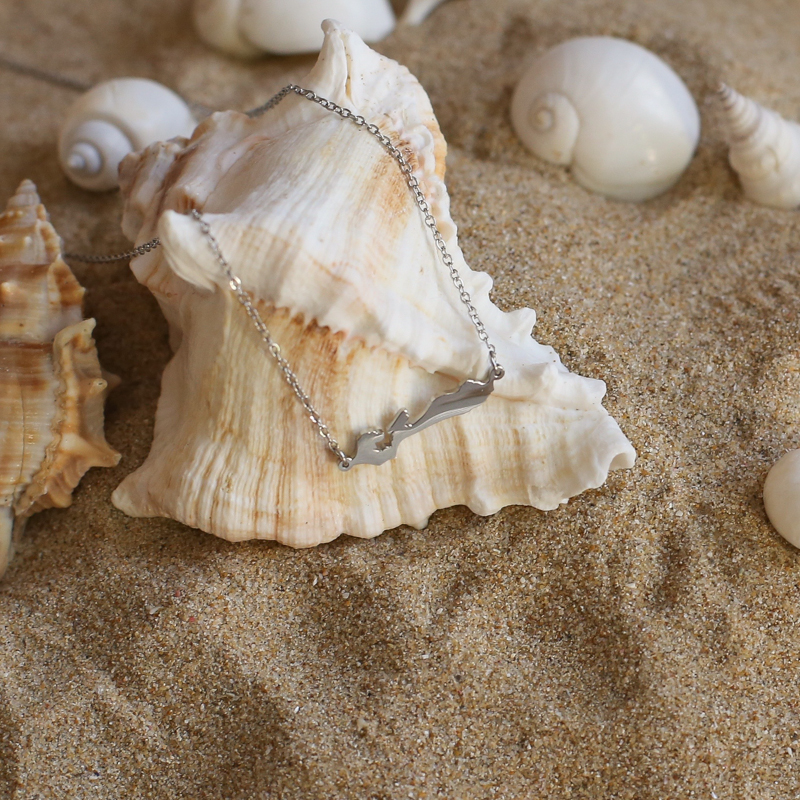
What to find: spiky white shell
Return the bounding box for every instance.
[0,181,120,577]
[511,37,700,202]
[192,0,396,56]
[764,450,800,548]
[718,84,800,210]
[59,78,197,192]
[111,21,635,547]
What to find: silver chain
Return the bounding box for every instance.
[190,210,352,466]
[65,238,160,262]
[66,84,504,467]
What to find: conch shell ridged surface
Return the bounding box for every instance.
[112,21,636,547]
[718,84,800,210]
[0,181,120,576]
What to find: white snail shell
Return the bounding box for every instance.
[192,0,396,57]
[764,450,800,548]
[511,37,700,202]
[191,0,262,58]
[400,0,449,25]
[718,84,800,210]
[59,78,197,192]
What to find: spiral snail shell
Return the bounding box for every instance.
[511,37,700,202]
[192,0,396,57]
[59,78,197,192]
[717,84,800,210]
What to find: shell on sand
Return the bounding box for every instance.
[111,21,636,547]
[717,83,800,210]
[400,0,449,25]
[59,78,197,192]
[511,37,700,202]
[192,0,396,56]
[0,180,120,577]
[763,449,800,548]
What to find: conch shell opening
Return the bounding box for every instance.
[112,21,636,547]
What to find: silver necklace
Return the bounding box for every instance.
[66,84,505,469]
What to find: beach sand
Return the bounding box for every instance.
[1,0,800,797]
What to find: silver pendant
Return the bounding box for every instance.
[339,371,499,470]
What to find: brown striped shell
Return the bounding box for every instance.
[0,180,120,578]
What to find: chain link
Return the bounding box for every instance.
[65,84,504,466]
[65,238,160,262]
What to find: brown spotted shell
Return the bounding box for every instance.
[0,180,120,577]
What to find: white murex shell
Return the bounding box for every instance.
[59,78,197,192]
[717,84,800,210]
[511,37,700,202]
[764,450,800,548]
[192,0,396,57]
[111,20,636,547]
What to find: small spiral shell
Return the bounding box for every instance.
[59,78,197,192]
[718,84,800,210]
[511,37,700,202]
[192,0,396,56]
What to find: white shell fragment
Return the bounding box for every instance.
[59,78,197,192]
[0,180,120,577]
[400,0,449,25]
[511,37,701,202]
[192,0,396,57]
[111,20,636,547]
[764,450,800,548]
[718,84,800,210]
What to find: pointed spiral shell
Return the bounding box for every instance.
[192,1,396,56]
[511,37,700,202]
[58,78,197,192]
[0,180,120,578]
[718,84,800,210]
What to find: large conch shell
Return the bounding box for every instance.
[192,0,396,57]
[717,84,800,210]
[511,37,700,202]
[59,78,197,192]
[111,20,636,547]
[0,180,120,577]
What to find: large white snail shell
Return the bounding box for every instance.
[718,84,800,210]
[764,450,800,548]
[511,37,700,202]
[59,78,197,192]
[192,0,396,57]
